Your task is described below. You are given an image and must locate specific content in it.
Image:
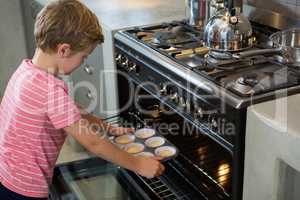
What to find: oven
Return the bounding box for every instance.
[112,42,245,200]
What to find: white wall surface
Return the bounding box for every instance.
[245,0,300,19]
[0,0,27,99]
[244,94,300,200]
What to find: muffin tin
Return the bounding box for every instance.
[112,128,178,161]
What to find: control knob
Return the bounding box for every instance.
[185,100,191,111]
[84,64,94,75]
[159,84,168,95]
[115,54,122,63]
[128,62,137,72]
[121,57,129,68]
[170,92,179,103]
[195,107,204,119]
[179,97,186,108]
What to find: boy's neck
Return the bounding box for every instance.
[32,49,59,76]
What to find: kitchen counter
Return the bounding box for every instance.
[35,0,185,30]
[243,94,300,200]
[248,94,300,136]
[56,137,94,164]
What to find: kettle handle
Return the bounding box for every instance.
[224,0,234,11]
[232,48,282,59]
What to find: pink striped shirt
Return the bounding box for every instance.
[0,59,81,198]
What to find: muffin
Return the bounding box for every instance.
[145,137,165,148]
[115,134,135,144]
[134,128,155,139]
[124,143,145,154]
[155,146,177,158]
[135,152,154,157]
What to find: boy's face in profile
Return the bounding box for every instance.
[57,44,96,75]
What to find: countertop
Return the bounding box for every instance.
[248,93,300,137]
[35,0,186,30]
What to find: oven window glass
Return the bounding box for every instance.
[51,158,143,200]
[67,173,132,200]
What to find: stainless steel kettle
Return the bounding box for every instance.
[204,0,254,51]
[185,0,210,29]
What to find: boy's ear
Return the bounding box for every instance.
[57,43,72,58]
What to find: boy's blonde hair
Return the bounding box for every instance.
[34,0,104,53]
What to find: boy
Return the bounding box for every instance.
[0,0,165,199]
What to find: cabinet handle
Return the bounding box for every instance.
[84,65,94,75]
[86,91,95,100]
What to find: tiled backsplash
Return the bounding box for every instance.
[245,0,300,19]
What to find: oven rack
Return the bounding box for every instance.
[104,114,204,200]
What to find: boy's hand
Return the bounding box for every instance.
[108,126,135,136]
[134,156,165,178]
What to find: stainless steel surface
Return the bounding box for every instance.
[86,90,95,100]
[115,31,300,109]
[243,4,300,31]
[270,28,300,65]
[185,0,210,28]
[84,64,94,75]
[209,0,225,18]
[233,28,300,65]
[232,48,282,59]
[204,4,300,57]
[204,10,254,51]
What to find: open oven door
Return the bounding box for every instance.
[49,114,152,200]
[49,156,152,200]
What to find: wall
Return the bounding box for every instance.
[245,0,300,19]
[0,0,27,99]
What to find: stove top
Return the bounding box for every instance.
[115,20,300,108]
[123,21,300,97]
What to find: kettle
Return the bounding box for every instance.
[185,0,210,29]
[203,0,255,51]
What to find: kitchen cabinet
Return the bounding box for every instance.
[71,46,105,116]
[0,0,28,98]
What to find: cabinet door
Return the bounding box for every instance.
[71,45,105,116]
[21,0,43,57]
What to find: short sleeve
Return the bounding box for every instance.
[46,85,81,129]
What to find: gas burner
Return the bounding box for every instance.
[237,73,259,86]
[230,73,259,95]
[231,80,254,95]
[152,26,202,48]
[272,55,300,67]
[204,53,270,72]
[207,51,233,60]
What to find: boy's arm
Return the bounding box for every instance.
[63,119,165,178]
[76,105,132,136]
